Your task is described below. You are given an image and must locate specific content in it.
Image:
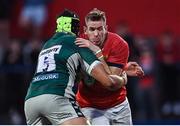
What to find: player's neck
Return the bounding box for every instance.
[99,33,108,48]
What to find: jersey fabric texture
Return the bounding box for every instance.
[25,32,100,101]
[76,32,129,109]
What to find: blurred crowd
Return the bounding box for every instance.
[116,22,180,124]
[0,0,180,124]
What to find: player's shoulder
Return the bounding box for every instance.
[60,34,77,48]
[47,33,76,47]
[107,32,128,46]
[62,33,76,42]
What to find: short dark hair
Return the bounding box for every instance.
[56,9,80,36]
[85,8,106,24]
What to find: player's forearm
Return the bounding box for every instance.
[108,74,126,90]
[95,50,128,86]
[90,63,125,91]
[120,71,128,85]
[75,38,111,74]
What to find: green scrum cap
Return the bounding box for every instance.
[56,9,80,36]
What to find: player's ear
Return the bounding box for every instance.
[83,26,87,34]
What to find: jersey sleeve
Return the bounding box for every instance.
[78,47,101,75]
[106,39,129,69]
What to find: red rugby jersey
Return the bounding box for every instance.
[76,32,129,109]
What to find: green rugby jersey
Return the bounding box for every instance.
[25,32,100,100]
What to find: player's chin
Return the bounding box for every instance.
[137,72,144,77]
[92,40,101,45]
[92,41,98,45]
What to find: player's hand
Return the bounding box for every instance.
[125,62,144,77]
[75,38,100,53]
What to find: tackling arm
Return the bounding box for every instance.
[90,62,126,91]
[75,37,127,88]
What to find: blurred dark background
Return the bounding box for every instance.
[0,0,179,124]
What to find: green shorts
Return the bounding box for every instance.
[24,94,84,125]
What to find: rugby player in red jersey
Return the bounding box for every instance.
[75,8,144,125]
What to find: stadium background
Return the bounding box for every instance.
[10,0,180,38]
[0,0,180,124]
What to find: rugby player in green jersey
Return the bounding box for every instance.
[24,9,125,125]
